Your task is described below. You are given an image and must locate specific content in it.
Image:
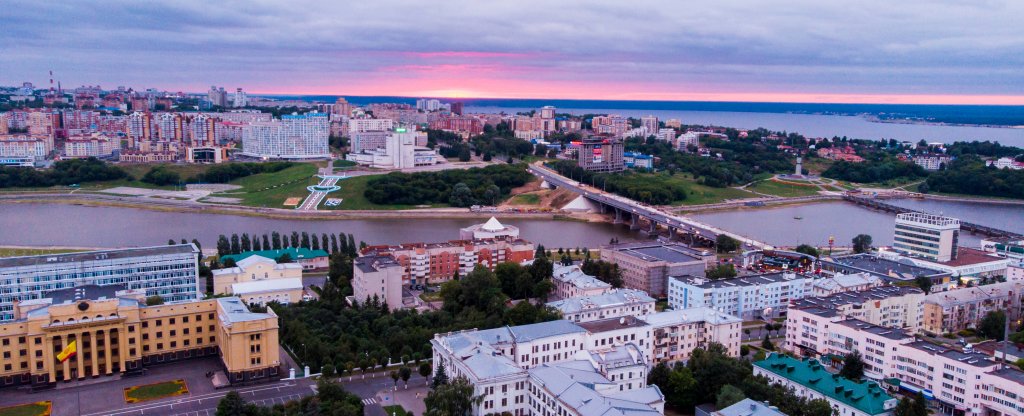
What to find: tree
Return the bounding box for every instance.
[432,364,449,388]
[322,363,336,378]
[979,310,1007,341]
[424,377,482,416]
[419,362,432,385]
[390,370,400,389]
[277,253,293,264]
[716,234,740,253]
[852,234,873,253]
[705,264,737,280]
[240,233,251,252]
[261,234,270,251]
[716,384,746,410]
[331,234,339,253]
[914,275,934,294]
[272,232,282,250]
[300,232,311,249]
[449,182,475,207]
[761,334,775,350]
[191,238,202,253]
[665,366,698,410]
[894,392,929,416]
[839,350,865,380]
[215,391,247,416]
[794,244,819,257]
[230,234,241,254]
[399,366,412,388]
[217,235,230,256]
[145,295,164,306]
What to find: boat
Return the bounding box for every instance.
[793,216,803,220]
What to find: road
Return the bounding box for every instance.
[528,163,774,249]
[297,175,341,211]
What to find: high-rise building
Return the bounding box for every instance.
[0,245,201,322]
[207,86,228,107]
[345,128,438,169]
[156,112,184,142]
[640,115,659,134]
[127,111,154,145]
[241,113,330,159]
[578,136,625,172]
[233,88,247,108]
[893,213,960,262]
[450,101,464,115]
[539,105,556,119]
[333,97,352,118]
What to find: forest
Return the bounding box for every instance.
[0,157,127,188]
[362,163,533,207]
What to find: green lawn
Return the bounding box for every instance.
[672,175,758,205]
[0,402,50,416]
[213,163,320,207]
[124,379,189,403]
[321,175,448,210]
[382,405,411,416]
[748,179,821,197]
[508,193,541,205]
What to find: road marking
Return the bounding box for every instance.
[362,397,377,405]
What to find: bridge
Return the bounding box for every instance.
[529,164,774,250]
[844,195,1022,239]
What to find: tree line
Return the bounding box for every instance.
[549,159,688,205]
[214,232,359,259]
[363,163,532,207]
[0,157,127,188]
[142,162,296,186]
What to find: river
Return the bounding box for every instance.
[468,106,1024,145]
[0,199,1019,251]
[690,199,1024,248]
[0,203,636,249]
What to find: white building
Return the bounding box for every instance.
[676,131,700,150]
[232,88,247,108]
[913,153,952,171]
[0,136,48,161]
[241,113,330,159]
[431,319,664,416]
[345,128,440,169]
[459,217,520,240]
[63,134,115,158]
[784,307,1024,416]
[351,255,404,310]
[643,308,743,361]
[211,255,305,306]
[667,272,813,319]
[987,156,1024,170]
[348,118,394,134]
[655,128,676,142]
[640,115,659,135]
[790,285,925,332]
[551,264,612,299]
[893,212,961,262]
[547,289,656,323]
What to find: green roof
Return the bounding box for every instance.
[221,247,328,263]
[754,353,896,415]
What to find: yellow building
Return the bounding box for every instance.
[212,255,305,306]
[0,285,280,389]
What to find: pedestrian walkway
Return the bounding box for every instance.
[362,397,378,405]
[297,176,343,211]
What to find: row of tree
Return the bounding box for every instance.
[214,232,359,258]
[549,160,688,205]
[0,157,127,188]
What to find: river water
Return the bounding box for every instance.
[0,199,1018,250]
[0,203,636,249]
[468,106,1024,145]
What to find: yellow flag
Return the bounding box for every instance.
[57,340,77,363]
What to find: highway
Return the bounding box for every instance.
[528,163,774,250]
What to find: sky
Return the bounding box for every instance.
[2,0,1024,104]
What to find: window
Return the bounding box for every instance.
[169,318,175,325]
[183,316,189,323]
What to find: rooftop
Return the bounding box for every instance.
[928,247,1010,268]
[608,242,710,264]
[924,281,1024,307]
[221,247,328,263]
[792,286,923,310]
[576,315,648,333]
[834,318,913,341]
[990,367,1024,386]
[212,255,303,276]
[546,289,654,314]
[528,360,663,416]
[216,297,275,323]
[44,284,128,304]
[812,272,881,291]
[715,399,787,416]
[641,307,742,327]
[0,244,198,268]
[354,255,401,273]
[672,272,810,289]
[823,253,947,280]
[551,265,612,291]
[754,353,896,415]
[231,277,303,295]
[896,212,960,227]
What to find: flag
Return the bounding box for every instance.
[57,340,77,363]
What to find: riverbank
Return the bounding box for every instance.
[0,192,608,222]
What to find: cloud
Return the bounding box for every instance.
[1,0,1022,102]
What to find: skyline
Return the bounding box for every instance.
[3,1,1024,105]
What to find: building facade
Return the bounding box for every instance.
[893,213,960,262]
[0,245,201,322]
[578,136,625,172]
[790,286,925,332]
[668,272,813,320]
[601,242,713,298]
[0,286,280,389]
[241,113,329,159]
[551,264,612,300]
[754,354,897,416]
[211,255,304,306]
[546,289,656,323]
[922,281,1024,334]
[358,237,535,286]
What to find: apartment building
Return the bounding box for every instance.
[578,136,625,172]
[0,285,280,389]
[0,136,48,162]
[63,134,116,158]
[819,252,951,288]
[241,113,330,159]
[211,255,304,306]
[601,242,713,298]
[784,307,1024,416]
[754,354,897,416]
[790,286,925,331]
[347,118,394,133]
[643,308,742,362]
[922,281,1024,334]
[431,319,664,416]
[358,237,535,286]
[351,255,404,310]
[551,264,612,299]
[0,245,201,322]
[668,272,812,320]
[547,289,655,323]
